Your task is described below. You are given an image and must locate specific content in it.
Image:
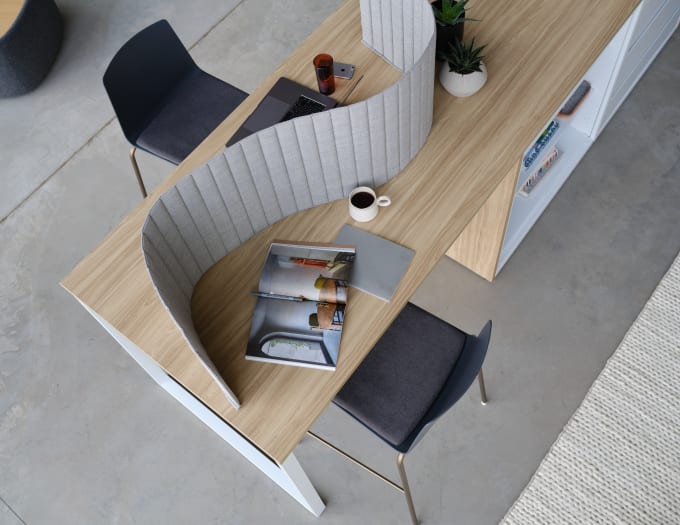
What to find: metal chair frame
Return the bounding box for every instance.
[308,370,488,525]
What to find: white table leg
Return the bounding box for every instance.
[76,300,325,517]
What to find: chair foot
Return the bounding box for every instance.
[129,147,148,198]
[397,453,418,525]
[477,368,488,405]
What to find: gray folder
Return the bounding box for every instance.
[334,224,414,301]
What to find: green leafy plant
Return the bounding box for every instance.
[432,0,477,27]
[438,37,486,75]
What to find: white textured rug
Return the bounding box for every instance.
[502,252,680,524]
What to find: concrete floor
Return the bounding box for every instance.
[0,0,678,523]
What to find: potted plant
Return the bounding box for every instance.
[431,0,477,56]
[438,37,487,97]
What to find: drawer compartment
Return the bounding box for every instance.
[602,3,680,125]
[628,0,668,49]
[619,0,680,82]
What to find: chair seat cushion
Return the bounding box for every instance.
[136,70,247,164]
[334,303,466,449]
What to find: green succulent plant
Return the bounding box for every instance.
[432,0,478,27]
[438,37,487,75]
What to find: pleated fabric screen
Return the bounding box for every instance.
[141,0,436,409]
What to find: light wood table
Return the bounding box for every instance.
[0,0,23,35]
[62,0,638,515]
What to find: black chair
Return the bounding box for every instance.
[308,303,491,525]
[103,20,248,198]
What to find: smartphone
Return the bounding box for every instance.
[333,62,355,79]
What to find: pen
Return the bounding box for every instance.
[251,291,304,302]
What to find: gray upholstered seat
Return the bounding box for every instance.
[136,70,247,164]
[334,303,466,447]
[310,303,491,524]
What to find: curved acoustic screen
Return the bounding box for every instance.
[141,0,436,409]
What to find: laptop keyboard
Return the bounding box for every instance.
[282,95,326,121]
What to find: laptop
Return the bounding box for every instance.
[226,77,338,147]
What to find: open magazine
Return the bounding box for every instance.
[246,241,355,370]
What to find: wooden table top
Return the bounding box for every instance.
[0,0,23,36]
[62,0,638,464]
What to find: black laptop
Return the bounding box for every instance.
[226,77,338,146]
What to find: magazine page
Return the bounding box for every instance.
[258,242,354,303]
[246,242,355,369]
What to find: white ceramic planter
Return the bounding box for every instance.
[439,62,487,97]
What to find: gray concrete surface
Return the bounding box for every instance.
[0,0,678,522]
[0,0,242,221]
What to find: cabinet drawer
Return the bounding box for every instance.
[628,0,668,49]
[603,2,680,124]
[618,0,680,84]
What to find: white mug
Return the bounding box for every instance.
[348,186,391,222]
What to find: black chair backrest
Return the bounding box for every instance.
[398,320,492,452]
[103,20,196,144]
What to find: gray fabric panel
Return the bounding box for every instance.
[403,0,415,69]
[380,0,394,68]
[191,163,242,253]
[360,0,372,47]
[369,0,383,58]
[412,2,422,61]
[398,76,411,169]
[407,69,420,161]
[208,152,256,243]
[142,233,193,302]
[422,37,435,143]
[382,85,401,177]
[175,175,226,264]
[347,101,374,188]
[144,229,240,408]
[141,0,436,410]
[390,0,404,70]
[367,94,388,187]
[275,120,314,210]
[255,127,299,217]
[294,118,329,206]
[330,109,360,195]
[180,311,240,407]
[225,143,271,233]
[312,112,344,201]
[159,186,214,273]
[239,136,285,225]
[146,200,203,285]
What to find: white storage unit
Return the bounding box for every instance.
[497,0,679,275]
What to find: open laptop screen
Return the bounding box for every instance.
[226,77,337,147]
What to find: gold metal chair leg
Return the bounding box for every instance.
[477,368,488,405]
[306,431,403,490]
[308,431,419,523]
[129,146,148,198]
[397,453,418,525]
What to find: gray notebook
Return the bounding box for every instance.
[334,225,414,301]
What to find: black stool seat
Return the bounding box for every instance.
[0,0,63,98]
[335,303,466,450]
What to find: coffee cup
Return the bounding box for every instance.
[348,186,391,222]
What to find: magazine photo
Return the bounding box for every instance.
[246,241,355,370]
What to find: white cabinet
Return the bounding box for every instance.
[496,0,680,275]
